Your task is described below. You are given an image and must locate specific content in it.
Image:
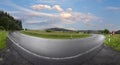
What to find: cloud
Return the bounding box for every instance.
[31,4,64,12]
[107,6,120,11]
[30,4,99,24]
[53,5,64,12]
[6,1,100,29]
[67,8,72,13]
[66,28,76,30]
[31,4,52,10]
[7,2,54,17]
[60,12,98,24]
[60,12,72,18]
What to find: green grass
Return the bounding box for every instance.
[0,31,7,50]
[105,34,120,51]
[21,30,91,39]
[21,30,120,51]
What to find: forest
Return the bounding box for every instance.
[0,10,22,30]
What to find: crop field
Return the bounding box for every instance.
[105,34,120,51]
[0,31,7,50]
[21,30,91,39]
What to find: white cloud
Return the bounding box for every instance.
[59,12,98,24]
[66,28,76,30]
[53,5,64,12]
[30,4,98,25]
[60,12,72,18]
[67,8,72,13]
[31,4,52,10]
[7,1,100,29]
[107,6,120,11]
[31,4,64,12]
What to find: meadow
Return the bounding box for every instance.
[105,34,120,51]
[21,30,120,51]
[0,30,120,51]
[0,31,7,50]
[21,30,91,39]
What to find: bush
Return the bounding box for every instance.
[24,28,28,31]
[103,29,110,34]
[46,30,52,32]
[0,26,5,30]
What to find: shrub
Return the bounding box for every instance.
[0,26,5,30]
[46,30,52,32]
[103,29,110,34]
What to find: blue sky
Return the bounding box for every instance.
[0,0,120,30]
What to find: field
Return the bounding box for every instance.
[0,31,7,50]
[105,34,120,51]
[21,30,120,51]
[21,30,91,39]
[0,30,119,51]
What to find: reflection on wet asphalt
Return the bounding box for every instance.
[8,32,105,58]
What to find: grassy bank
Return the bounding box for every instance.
[105,34,120,51]
[21,30,91,39]
[0,31,7,50]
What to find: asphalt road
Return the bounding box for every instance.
[1,44,120,65]
[1,32,120,65]
[8,32,105,59]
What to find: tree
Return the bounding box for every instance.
[46,30,52,32]
[0,26,5,30]
[103,29,110,34]
[0,10,23,30]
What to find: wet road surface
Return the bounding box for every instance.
[1,44,120,65]
[8,32,105,59]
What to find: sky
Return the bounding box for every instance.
[0,0,120,31]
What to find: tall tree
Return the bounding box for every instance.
[0,10,22,30]
[103,29,110,34]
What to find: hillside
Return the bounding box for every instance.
[115,30,120,34]
[46,28,74,32]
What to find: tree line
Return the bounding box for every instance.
[0,10,22,31]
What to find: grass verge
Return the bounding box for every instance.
[105,34,120,51]
[21,30,91,39]
[0,31,7,50]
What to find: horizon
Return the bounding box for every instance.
[0,0,120,31]
[25,27,119,32]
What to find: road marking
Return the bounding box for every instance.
[8,33,105,60]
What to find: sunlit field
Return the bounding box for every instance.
[21,30,91,39]
[105,34,120,51]
[0,31,7,50]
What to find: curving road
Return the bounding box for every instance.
[8,32,105,60]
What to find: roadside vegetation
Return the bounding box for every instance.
[0,10,23,51]
[0,31,7,50]
[105,34,120,51]
[103,29,120,51]
[21,30,91,39]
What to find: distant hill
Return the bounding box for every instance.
[78,30,103,34]
[46,28,74,32]
[45,28,105,34]
[115,30,120,34]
